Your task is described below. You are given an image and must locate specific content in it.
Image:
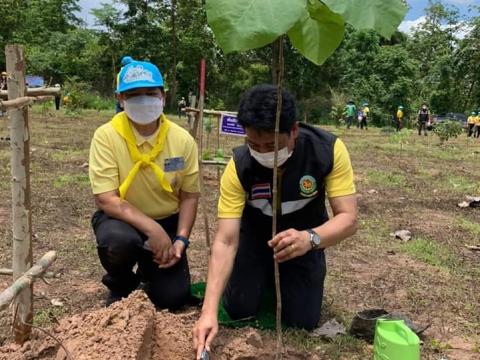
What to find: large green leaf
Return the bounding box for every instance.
[288,2,344,65]
[323,0,407,38]
[206,0,308,53]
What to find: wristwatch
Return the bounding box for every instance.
[306,229,321,250]
[173,235,190,249]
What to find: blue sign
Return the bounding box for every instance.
[220,113,245,137]
[25,75,44,88]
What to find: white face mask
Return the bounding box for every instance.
[124,95,163,125]
[249,146,292,169]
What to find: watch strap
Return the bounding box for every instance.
[173,235,190,249]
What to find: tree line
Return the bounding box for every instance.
[1,0,479,125]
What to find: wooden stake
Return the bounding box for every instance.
[0,251,57,311]
[6,44,33,344]
[272,36,285,359]
[197,58,211,250]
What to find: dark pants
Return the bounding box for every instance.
[475,125,480,138]
[346,116,353,129]
[418,121,427,135]
[468,124,474,137]
[396,118,403,131]
[92,211,191,309]
[360,117,368,130]
[223,235,327,330]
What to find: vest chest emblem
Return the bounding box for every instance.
[251,183,271,199]
[299,175,318,197]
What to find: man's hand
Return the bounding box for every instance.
[158,240,185,269]
[192,312,218,360]
[268,228,311,263]
[146,223,174,266]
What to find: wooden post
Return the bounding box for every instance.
[6,44,33,344]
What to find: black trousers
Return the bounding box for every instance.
[418,121,427,135]
[468,124,475,137]
[92,210,191,309]
[223,235,327,330]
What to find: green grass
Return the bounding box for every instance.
[50,149,88,161]
[440,175,478,194]
[284,329,370,359]
[359,217,391,247]
[456,218,480,237]
[53,174,90,188]
[366,169,406,188]
[400,237,458,270]
[33,306,65,327]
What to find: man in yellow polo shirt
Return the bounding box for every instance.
[89,60,200,307]
[193,84,358,358]
[467,111,476,137]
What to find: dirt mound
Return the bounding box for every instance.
[0,291,155,360]
[0,291,314,360]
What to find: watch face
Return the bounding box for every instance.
[312,233,321,247]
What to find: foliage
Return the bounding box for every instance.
[433,120,463,143]
[389,128,413,149]
[0,0,478,116]
[206,0,406,65]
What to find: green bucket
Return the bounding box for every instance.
[373,319,420,360]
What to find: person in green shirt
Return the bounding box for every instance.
[344,100,356,129]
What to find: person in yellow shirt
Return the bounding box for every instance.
[89,60,200,307]
[396,106,404,131]
[475,111,480,139]
[193,85,358,358]
[467,111,476,137]
[361,102,369,130]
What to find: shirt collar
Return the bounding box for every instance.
[130,121,161,147]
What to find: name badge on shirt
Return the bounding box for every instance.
[164,157,185,172]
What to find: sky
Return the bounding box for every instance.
[77,0,479,32]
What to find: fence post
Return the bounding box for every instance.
[6,44,33,343]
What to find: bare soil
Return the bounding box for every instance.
[0,109,479,359]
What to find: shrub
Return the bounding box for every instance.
[433,120,463,144]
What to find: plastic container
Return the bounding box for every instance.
[373,319,420,360]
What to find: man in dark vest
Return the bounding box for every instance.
[417,103,430,136]
[193,84,358,358]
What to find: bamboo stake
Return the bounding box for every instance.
[272,36,285,359]
[197,58,211,250]
[0,251,57,311]
[6,44,33,344]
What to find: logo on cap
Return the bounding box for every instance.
[123,65,154,84]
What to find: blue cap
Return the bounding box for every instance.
[121,56,134,66]
[117,61,164,93]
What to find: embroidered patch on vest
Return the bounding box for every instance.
[251,183,271,199]
[299,175,318,197]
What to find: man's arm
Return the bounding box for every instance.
[192,218,240,359]
[160,190,200,268]
[95,191,173,266]
[269,194,357,262]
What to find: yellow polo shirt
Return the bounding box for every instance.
[89,115,200,219]
[475,116,480,125]
[467,116,475,124]
[218,138,356,218]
